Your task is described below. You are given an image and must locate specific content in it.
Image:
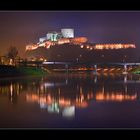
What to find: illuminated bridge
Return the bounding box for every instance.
[42,61,140,66]
[42,61,140,73]
[20,61,140,73]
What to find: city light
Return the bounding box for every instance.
[95,44,136,50]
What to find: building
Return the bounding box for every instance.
[26,44,38,51]
[61,28,74,38]
[71,37,87,44]
[46,32,59,41]
[46,29,74,42]
[39,37,47,43]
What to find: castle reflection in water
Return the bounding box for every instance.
[0,73,139,118]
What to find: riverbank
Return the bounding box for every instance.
[0,65,48,78]
[130,67,140,74]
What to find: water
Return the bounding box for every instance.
[0,73,140,128]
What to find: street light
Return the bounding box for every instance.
[101,54,104,62]
[76,58,79,63]
[123,55,127,63]
[77,54,82,63]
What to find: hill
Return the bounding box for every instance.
[25,44,140,63]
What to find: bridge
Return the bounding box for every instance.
[19,61,140,73]
[42,61,140,73]
[20,60,140,66]
[42,61,140,66]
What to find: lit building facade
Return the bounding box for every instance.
[71,37,87,44]
[25,44,38,51]
[46,32,60,41]
[61,28,74,38]
[95,44,136,49]
[39,37,47,43]
[58,38,70,44]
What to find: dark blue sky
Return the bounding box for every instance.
[0,11,140,57]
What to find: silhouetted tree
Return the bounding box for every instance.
[7,46,18,65]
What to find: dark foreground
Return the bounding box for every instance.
[0,65,48,77]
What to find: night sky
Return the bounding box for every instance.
[0,11,140,58]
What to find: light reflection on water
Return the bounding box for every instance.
[0,73,140,128]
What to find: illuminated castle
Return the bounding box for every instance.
[25,28,136,52]
[26,28,88,51]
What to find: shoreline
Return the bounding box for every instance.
[0,64,140,79]
[0,65,48,79]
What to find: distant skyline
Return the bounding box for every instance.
[0,11,140,57]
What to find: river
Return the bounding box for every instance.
[0,73,140,128]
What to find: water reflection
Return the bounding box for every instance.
[95,92,137,101]
[0,81,22,104]
[0,74,139,118]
